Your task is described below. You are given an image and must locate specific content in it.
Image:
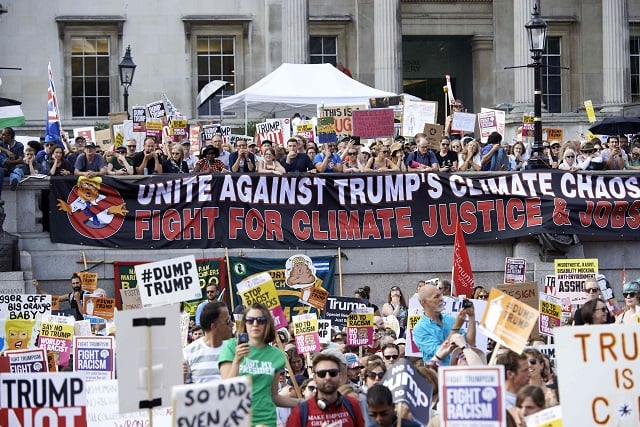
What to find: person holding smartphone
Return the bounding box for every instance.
[219,303,301,427]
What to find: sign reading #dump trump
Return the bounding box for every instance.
[134,255,201,307]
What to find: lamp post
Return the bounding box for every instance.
[118,45,136,119]
[525,3,548,169]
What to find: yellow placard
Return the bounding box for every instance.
[239,277,280,310]
[146,119,163,131]
[584,100,596,123]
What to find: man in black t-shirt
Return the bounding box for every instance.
[133,137,163,175]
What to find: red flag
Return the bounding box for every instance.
[452,220,475,297]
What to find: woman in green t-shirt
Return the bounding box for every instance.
[220,303,301,427]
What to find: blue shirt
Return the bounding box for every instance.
[313,152,342,172]
[405,150,437,167]
[413,313,465,365]
[282,153,315,172]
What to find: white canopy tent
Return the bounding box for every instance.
[220,63,396,119]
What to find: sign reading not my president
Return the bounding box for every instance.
[134,255,201,307]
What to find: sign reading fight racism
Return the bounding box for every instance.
[0,372,87,427]
[0,294,51,320]
[50,172,640,249]
[173,376,251,427]
[73,336,115,381]
[134,255,201,307]
[4,348,47,374]
[555,324,640,426]
[439,366,506,427]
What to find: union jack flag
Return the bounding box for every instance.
[45,62,62,143]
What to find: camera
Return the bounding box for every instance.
[462,299,473,309]
[237,333,249,344]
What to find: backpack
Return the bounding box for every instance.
[299,395,356,426]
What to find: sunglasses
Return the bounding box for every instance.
[383,354,399,360]
[306,385,317,391]
[477,294,489,300]
[381,150,390,153]
[245,316,267,325]
[623,292,637,298]
[316,369,340,378]
[585,287,600,294]
[348,151,357,155]
[565,155,575,158]
[366,372,385,380]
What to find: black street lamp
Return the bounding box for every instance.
[525,3,548,169]
[118,45,136,119]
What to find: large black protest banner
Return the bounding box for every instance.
[49,172,640,249]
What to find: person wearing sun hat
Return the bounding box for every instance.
[617,280,640,324]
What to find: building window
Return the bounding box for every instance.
[541,36,562,113]
[632,37,640,103]
[71,36,111,117]
[197,36,236,117]
[310,36,337,65]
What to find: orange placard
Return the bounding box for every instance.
[83,297,116,320]
[76,272,98,293]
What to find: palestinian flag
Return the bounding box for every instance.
[0,98,25,128]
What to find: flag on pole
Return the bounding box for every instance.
[452,219,475,297]
[162,93,182,119]
[0,97,25,128]
[45,62,62,144]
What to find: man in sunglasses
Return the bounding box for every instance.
[183,301,233,383]
[286,350,364,427]
[572,277,615,325]
[381,343,401,368]
[194,283,220,326]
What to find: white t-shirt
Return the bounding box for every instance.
[182,338,223,383]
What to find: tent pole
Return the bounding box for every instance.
[245,102,248,135]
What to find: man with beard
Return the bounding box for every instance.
[286,349,364,427]
[33,273,91,320]
[194,282,220,326]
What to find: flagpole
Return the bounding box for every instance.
[224,247,235,312]
[337,247,344,296]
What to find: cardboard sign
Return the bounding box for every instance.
[146,118,163,138]
[132,106,146,133]
[381,359,432,425]
[524,405,562,427]
[299,285,328,311]
[37,314,75,366]
[134,255,201,308]
[496,282,539,310]
[318,319,331,344]
[478,110,498,144]
[255,120,285,147]
[83,297,116,320]
[119,287,142,310]
[74,336,115,381]
[0,294,51,320]
[584,100,596,123]
[543,128,563,143]
[319,104,366,139]
[402,99,437,137]
[554,258,598,305]
[522,115,535,138]
[237,272,288,329]
[439,366,506,427]
[323,296,368,328]
[451,112,477,133]
[77,271,98,293]
[0,372,87,427]
[345,308,373,346]
[504,257,526,283]
[478,288,539,354]
[4,348,47,374]
[538,294,561,336]
[480,108,505,138]
[147,100,166,120]
[316,116,338,145]
[423,123,445,150]
[294,120,315,142]
[352,109,395,138]
[115,304,183,414]
[173,376,251,427]
[74,127,96,144]
[555,324,640,426]
[292,313,321,354]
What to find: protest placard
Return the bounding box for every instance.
[132,105,146,133]
[479,288,539,354]
[524,405,562,427]
[478,110,498,144]
[318,319,331,344]
[555,324,640,426]
[115,304,183,414]
[0,372,87,427]
[77,271,98,293]
[543,128,563,142]
[584,100,597,123]
[319,104,366,139]
[134,255,201,307]
[146,118,162,138]
[147,100,166,120]
[294,120,315,142]
[292,313,320,354]
[74,336,115,381]
[481,108,505,137]
[4,348,47,374]
[316,116,337,145]
[381,359,432,425]
[74,127,96,144]
[352,109,395,138]
[402,99,437,137]
[323,296,368,328]
[345,308,373,346]
[170,117,188,139]
[504,257,526,283]
[423,123,445,150]
[439,365,506,427]
[38,314,75,366]
[522,115,535,138]
[119,287,142,310]
[0,293,51,320]
[496,282,538,310]
[255,120,285,146]
[451,112,477,133]
[173,376,251,427]
[538,294,561,336]
[299,285,328,311]
[237,272,288,329]
[554,258,598,305]
[83,297,116,320]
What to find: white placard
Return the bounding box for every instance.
[451,112,477,133]
[318,319,331,344]
[134,255,201,307]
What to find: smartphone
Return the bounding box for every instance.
[237,333,248,344]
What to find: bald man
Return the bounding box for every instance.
[412,284,475,365]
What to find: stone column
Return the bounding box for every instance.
[374,0,402,93]
[602,0,630,110]
[471,35,494,113]
[282,0,309,64]
[512,0,535,112]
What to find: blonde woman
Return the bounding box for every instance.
[364,144,399,172]
[257,147,285,175]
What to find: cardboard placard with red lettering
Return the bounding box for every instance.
[479,288,539,354]
[292,313,321,354]
[538,293,561,337]
[345,308,374,347]
[352,109,395,138]
[4,348,47,374]
[255,120,285,147]
[555,324,639,426]
[0,372,87,427]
